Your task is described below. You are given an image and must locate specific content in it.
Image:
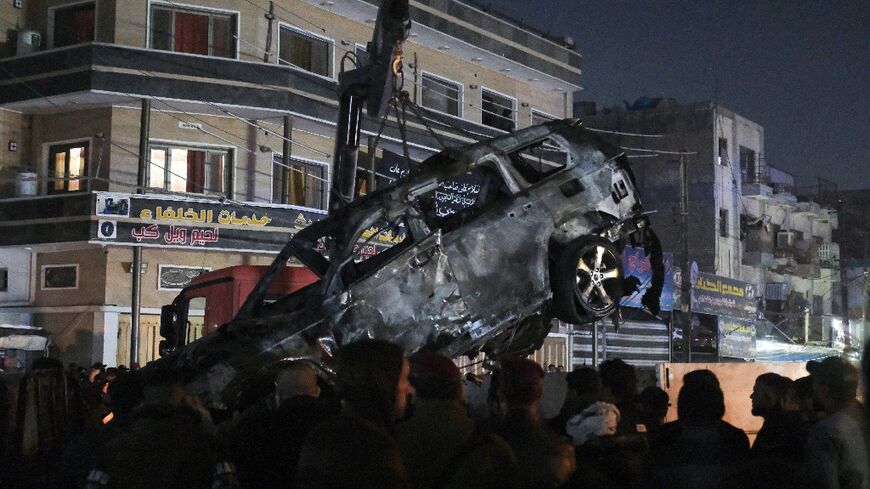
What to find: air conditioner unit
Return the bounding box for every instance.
[16,30,41,56]
[776,231,795,248]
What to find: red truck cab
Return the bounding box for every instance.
[159,265,318,355]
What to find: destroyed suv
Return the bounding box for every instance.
[158,118,663,407]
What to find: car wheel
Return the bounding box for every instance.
[553,237,623,324]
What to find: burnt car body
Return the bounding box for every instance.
[155,118,663,408]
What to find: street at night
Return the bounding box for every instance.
[0,1,867,488]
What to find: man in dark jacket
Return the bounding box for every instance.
[494,355,575,489]
[651,369,749,489]
[296,340,414,489]
[749,373,807,467]
[397,351,517,489]
[804,357,868,489]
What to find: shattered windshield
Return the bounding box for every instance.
[508,136,570,184]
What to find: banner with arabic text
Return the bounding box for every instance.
[91,192,326,252]
[718,315,756,359]
[691,272,758,319]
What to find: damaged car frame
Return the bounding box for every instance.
[156,118,664,408]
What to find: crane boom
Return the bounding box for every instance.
[330,0,410,213]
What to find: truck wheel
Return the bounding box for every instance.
[553,236,622,324]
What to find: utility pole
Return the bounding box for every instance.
[131,98,150,367]
[263,2,275,63]
[679,153,692,362]
[839,197,849,346]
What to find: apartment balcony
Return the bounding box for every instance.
[0,43,483,148]
[743,251,776,269]
[742,182,773,200]
[795,263,821,280]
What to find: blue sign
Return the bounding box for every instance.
[620,246,677,311]
[718,316,756,359]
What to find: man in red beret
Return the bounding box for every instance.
[397,352,517,489]
[494,355,575,489]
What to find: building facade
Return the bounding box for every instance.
[0,0,581,366]
[580,99,841,355]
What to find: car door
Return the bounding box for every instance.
[420,161,554,338]
[332,227,470,352]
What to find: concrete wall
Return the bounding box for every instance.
[0,109,32,196]
[103,246,275,309]
[0,248,34,304]
[583,103,719,273]
[35,248,107,306]
[660,362,811,438]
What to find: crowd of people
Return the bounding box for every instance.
[2,339,868,489]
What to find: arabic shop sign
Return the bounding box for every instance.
[691,272,758,319]
[620,246,678,311]
[718,315,756,359]
[92,192,326,252]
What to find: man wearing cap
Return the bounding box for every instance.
[804,357,869,489]
[397,351,517,489]
[495,355,576,489]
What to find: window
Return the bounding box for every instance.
[150,4,235,58]
[354,43,369,67]
[279,26,332,77]
[739,146,757,182]
[508,136,569,184]
[42,265,78,290]
[47,141,88,194]
[0,268,7,292]
[719,208,729,238]
[149,144,231,196]
[272,155,328,210]
[421,73,461,117]
[812,295,823,317]
[481,89,515,131]
[531,110,555,127]
[718,138,728,165]
[52,1,95,48]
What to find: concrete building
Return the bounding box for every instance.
[580,99,840,353]
[740,167,839,345]
[0,0,581,366]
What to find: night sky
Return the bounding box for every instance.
[495,0,869,190]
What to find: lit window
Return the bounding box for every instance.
[150,5,235,58]
[279,26,332,77]
[47,141,89,194]
[481,89,515,131]
[149,145,231,196]
[421,74,461,117]
[52,2,95,48]
[272,155,328,210]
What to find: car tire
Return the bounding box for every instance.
[552,236,623,324]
